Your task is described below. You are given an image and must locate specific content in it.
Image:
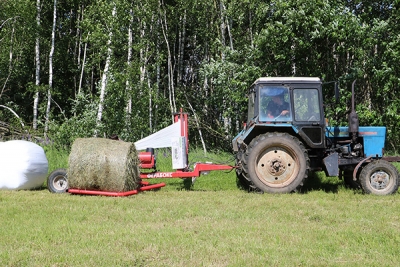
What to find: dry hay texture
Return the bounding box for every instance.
[68,138,140,192]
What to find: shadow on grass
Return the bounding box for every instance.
[182,178,193,190]
[31,185,48,191]
[300,172,342,194]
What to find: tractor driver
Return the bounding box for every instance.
[266,94,290,119]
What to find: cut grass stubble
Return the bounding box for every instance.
[1,188,400,267]
[1,147,399,266]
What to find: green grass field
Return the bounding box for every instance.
[1,147,400,266]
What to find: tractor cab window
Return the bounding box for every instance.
[293,89,321,122]
[247,86,255,122]
[259,86,292,122]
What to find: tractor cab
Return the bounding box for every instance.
[240,77,326,150]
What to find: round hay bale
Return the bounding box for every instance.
[68,138,140,192]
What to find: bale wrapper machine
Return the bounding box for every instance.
[47,110,235,196]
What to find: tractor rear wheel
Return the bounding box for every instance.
[235,151,252,191]
[244,132,309,193]
[359,160,399,195]
[47,168,68,193]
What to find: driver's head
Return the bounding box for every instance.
[272,95,284,104]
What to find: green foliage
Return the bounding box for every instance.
[43,144,69,172]
[1,0,400,152]
[48,93,99,148]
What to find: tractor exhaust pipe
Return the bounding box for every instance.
[349,80,359,143]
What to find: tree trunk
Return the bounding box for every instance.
[45,0,57,137]
[160,0,176,119]
[185,96,207,155]
[33,0,41,130]
[218,1,226,63]
[0,105,25,128]
[1,17,17,98]
[78,41,87,95]
[125,9,133,129]
[96,4,116,132]
[75,4,84,96]
[177,10,186,85]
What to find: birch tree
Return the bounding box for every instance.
[159,0,176,119]
[0,16,18,98]
[125,9,133,119]
[45,0,57,136]
[33,0,41,130]
[96,3,117,130]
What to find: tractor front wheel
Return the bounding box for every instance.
[359,160,399,195]
[245,133,309,193]
[47,168,68,193]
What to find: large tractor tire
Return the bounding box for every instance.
[235,151,252,191]
[243,132,309,193]
[359,160,399,195]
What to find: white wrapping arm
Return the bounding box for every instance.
[134,121,181,150]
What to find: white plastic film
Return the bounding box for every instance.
[134,121,181,150]
[0,140,48,190]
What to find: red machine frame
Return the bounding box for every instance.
[138,110,234,180]
[68,181,166,196]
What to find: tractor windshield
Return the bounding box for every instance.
[259,86,292,122]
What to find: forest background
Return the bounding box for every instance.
[1,0,400,153]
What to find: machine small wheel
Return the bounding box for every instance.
[359,160,399,195]
[47,168,68,193]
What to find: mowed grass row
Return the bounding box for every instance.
[1,146,400,266]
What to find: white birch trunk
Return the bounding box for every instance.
[249,11,254,48]
[45,0,57,136]
[139,20,146,84]
[33,0,41,130]
[75,5,83,96]
[0,105,25,127]
[291,43,296,75]
[160,1,176,118]
[185,98,207,156]
[1,18,16,98]
[219,0,226,50]
[177,11,186,84]
[139,18,152,131]
[126,9,133,123]
[78,41,87,95]
[148,72,152,132]
[219,0,232,135]
[96,5,116,130]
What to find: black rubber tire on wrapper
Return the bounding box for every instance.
[244,132,309,193]
[68,138,140,192]
[359,160,399,195]
[47,168,68,193]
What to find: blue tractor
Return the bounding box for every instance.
[232,77,399,195]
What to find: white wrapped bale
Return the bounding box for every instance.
[0,140,49,190]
